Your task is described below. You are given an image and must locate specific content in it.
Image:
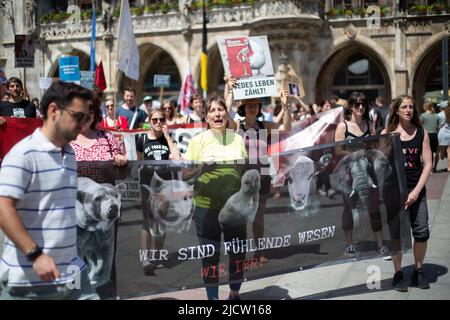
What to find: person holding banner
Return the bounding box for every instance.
[184,94,205,124]
[382,95,432,292]
[226,76,292,264]
[162,100,185,125]
[183,95,247,300]
[137,109,182,274]
[116,88,147,129]
[334,92,387,259]
[70,93,127,299]
[100,98,129,131]
[0,77,36,124]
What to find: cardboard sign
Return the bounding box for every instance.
[153,74,171,88]
[217,35,276,99]
[80,71,95,90]
[59,56,80,84]
[39,78,53,90]
[233,76,278,100]
[15,35,35,68]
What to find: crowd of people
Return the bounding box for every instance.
[0,74,449,300]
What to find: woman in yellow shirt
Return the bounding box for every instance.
[184,95,247,300]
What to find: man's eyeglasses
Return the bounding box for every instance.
[151,117,166,124]
[62,108,91,124]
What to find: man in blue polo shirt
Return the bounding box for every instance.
[116,87,146,129]
[0,80,98,300]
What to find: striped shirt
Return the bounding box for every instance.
[0,128,85,287]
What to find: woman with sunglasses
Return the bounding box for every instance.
[334,92,387,259]
[161,100,185,126]
[100,98,129,130]
[381,95,432,292]
[136,109,182,275]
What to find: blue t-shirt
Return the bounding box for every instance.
[116,105,147,129]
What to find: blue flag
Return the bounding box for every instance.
[90,1,96,72]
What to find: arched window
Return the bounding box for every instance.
[142,51,181,98]
[331,52,385,102]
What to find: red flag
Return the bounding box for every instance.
[178,67,196,115]
[95,60,107,92]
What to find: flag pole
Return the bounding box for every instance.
[201,0,207,99]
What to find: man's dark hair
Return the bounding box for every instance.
[40,80,93,120]
[124,87,136,94]
[7,77,23,89]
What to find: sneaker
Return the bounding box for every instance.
[411,268,430,289]
[377,246,389,257]
[327,188,336,196]
[344,245,356,258]
[382,255,392,261]
[392,271,408,292]
[318,188,327,196]
[142,260,155,276]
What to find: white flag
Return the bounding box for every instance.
[116,0,139,80]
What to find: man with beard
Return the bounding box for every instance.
[0,81,99,300]
[116,87,146,129]
[0,77,36,124]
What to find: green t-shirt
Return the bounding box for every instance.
[184,130,247,209]
[420,112,439,133]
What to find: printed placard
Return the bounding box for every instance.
[153,74,171,88]
[217,35,276,99]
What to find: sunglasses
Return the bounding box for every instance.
[63,108,91,124]
[151,117,166,124]
[352,103,365,109]
[106,104,114,108]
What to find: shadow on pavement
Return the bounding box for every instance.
[291,263,448,300]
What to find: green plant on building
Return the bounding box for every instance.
[429,2,444,14]
[410,4,428,15]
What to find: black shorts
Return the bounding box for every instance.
[428,132,438,153]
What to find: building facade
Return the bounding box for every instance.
[0,0,449,107]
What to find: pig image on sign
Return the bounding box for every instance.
[141,172,194,237]
[218,169,261,229]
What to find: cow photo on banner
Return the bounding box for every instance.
[74,133,411,299]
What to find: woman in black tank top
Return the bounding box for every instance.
[226,77,293,263]
[382,95,433,291]
[334,92,386,259]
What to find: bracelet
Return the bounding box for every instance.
[25,244,43,262]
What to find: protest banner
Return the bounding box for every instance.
[0,117,43,163]
[76,134,411,299]
[217,35,277,100]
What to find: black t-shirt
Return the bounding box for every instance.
[401,127,424,190]
[136,134,170,160]
[0,100,36,118]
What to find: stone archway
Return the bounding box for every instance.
[117,43,181,104]
[412,39,450,109]
[315,44,391,104]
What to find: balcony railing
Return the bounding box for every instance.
[39,0,323,40]
[325,3,450,21]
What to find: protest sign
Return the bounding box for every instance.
[15,35,35,68]
[59,56,81,84]
[217,35,277,100]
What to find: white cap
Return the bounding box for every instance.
[438,100,448,109]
